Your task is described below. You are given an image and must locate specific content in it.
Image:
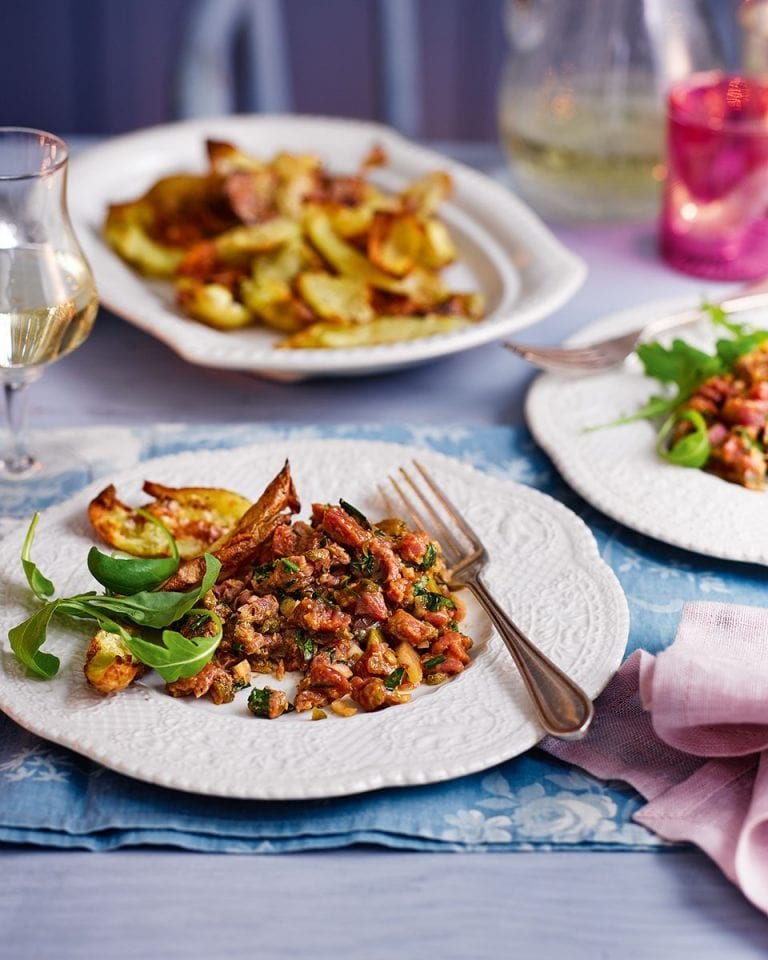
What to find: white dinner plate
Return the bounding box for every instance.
[68,115,585,379]
[526,298,768,565]
[0,439,627,799]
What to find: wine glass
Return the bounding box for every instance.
[0,128,98,501]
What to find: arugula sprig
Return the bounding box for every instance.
[595,304,768,468]
[86,509,180,595]
[9,515,222,682]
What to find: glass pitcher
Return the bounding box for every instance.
[498,0,723,221]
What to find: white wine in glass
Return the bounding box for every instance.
[0,128,98,491]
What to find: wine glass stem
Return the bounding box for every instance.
[2,377,36,474]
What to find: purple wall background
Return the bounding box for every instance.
[0,0,737,140]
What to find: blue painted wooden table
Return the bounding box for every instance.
[3,142,768,959]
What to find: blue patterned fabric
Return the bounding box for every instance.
[2,423,762,852]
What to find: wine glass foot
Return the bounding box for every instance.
[0,440,92,517]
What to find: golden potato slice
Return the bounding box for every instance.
[141,482,252,558]
[206,139,265,176]
[240,278,315,333]
[214,219,300,262]
[84,629,145,694]
[271,151,322,180]
[272,152,322,219]
[88,482,252,560]
[420,218,457,269]
[397,268,450,312]
[368,212,424,277]
[251,240,306,286]
[304,211,402,293]
[327,203,375,239]
[176,279,252,330]
[104,202,185,278]
[400,171,453,218]
[279,314,469,349]
[297,272,373,325]
[89,484,172,557]
[437,291,485,320]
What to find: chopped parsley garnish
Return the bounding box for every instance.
[247,687,273,717]
[296,632,314,661]
[413,577,455,612]
[185,612,211,634]
[423,654,447,669]
[384,667,405,690]
[420,543,437,569]
[351,551,375,577]
[252,563,273,580]
[339,499,370,528]
[280,558,301,573]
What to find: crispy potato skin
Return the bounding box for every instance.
[161,460,300,591]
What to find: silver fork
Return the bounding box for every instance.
[382,461,593,740]
[504,279,768,374]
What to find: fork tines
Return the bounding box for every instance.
[380,461,485,576]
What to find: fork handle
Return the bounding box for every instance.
[468,575,594,740]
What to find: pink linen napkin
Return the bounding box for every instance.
[540,601,768,915]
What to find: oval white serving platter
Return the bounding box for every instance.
[68,115,585,379]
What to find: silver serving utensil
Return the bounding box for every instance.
[505,279,768,374]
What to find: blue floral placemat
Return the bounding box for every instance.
[2,422,764,852]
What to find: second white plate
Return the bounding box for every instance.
[68,115,585,379]
[526,298,768,565]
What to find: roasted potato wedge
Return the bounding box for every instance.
[162,460,300,591]
[279,314,469,349]
[89,485,172,557]
[305,211,402,293]
[420,218,457,269]
[296,272,373,325]
[400,171,453,218]
[368,212,423,277]
[207,139,266,176]
[88,482,252,560]
[240,278,314,332]
[251,240,314,286]
[104,202,185,278]
[272,151,322,219]
[84,629,145,694]
[176,279,252,330]
[214,219,300,262]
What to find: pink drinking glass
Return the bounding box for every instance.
[661,71,768,280]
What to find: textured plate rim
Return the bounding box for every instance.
[525,296,768,566]
[0,439,628,799]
